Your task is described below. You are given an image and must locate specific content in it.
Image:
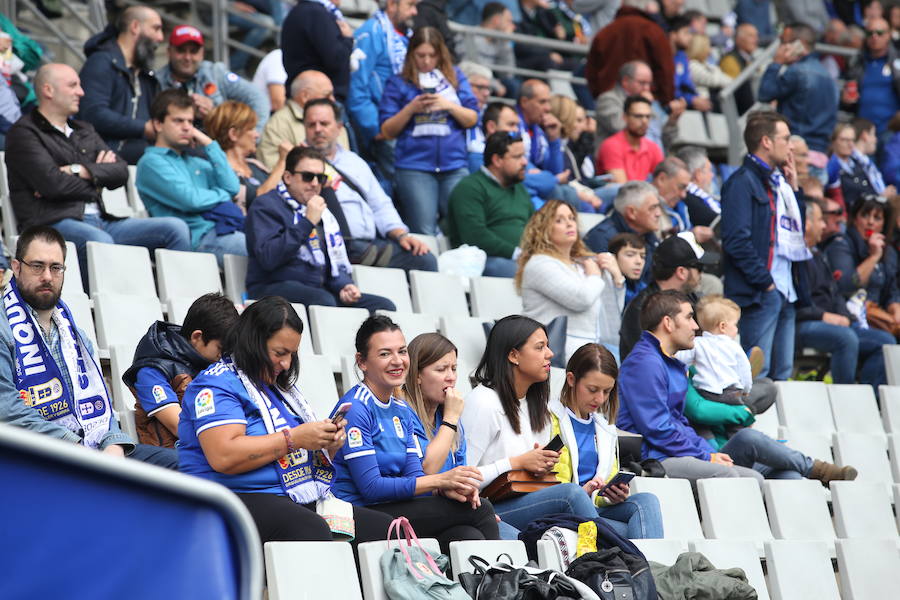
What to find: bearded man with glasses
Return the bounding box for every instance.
[0,226,178,468]
[244,145,396,312]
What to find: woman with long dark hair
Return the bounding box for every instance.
[178,296,393,546]
[460,315,599,533]
[550,343,663,539]
[330,315,499,551]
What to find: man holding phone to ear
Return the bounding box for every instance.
[758,23,838,181]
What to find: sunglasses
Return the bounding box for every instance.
[866,29,889,36]
[291,171,328,184]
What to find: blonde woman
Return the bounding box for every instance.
[687,34,733,100]
[516,200,625,362]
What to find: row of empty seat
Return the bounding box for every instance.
[265,532,900,600]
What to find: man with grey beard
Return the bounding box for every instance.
[78,6,164,164]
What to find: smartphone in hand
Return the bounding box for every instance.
[598,470,636,495]
[331,402,352,425]
[544,434,564,453]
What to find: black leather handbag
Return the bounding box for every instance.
[458,555,580,600]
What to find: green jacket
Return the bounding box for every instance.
[447,169,533,259]
[650,552,758,599]
[683,369,755,449]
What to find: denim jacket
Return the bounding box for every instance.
[757,53,838,153]
[0,303,132,450]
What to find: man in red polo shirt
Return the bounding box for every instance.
[596,95,663,184]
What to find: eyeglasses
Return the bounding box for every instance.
[470,83,491,91]
[627,113,652,120]
[822,209,844,216]
[866,29,889,36]
[291,171,329,184]
[19,260,66,276]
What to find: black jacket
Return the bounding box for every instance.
[4,109,128,230]
[78,26,160,164]
[797,247,854,322]
[123,321,210,388]
[281,1,353,102]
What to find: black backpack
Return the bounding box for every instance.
[565,548,657,600]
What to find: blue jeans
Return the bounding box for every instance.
[129,443,178,469]
[197,228,247,268]
[484,256,518,278]
[492,483,598,531]
[738,289,795,380]
[228,12,275,73]
[719,428,813,479]
[248,280,395,314]
[52,214,192,289]
[347,237,438,272]
[596,492,663,539]
[394,167,468,235]
[796,320,894,387]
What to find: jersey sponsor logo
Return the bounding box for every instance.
[392,415,404,438]
[195,388,215,417]
[152,385,167,404]
[347,426,363,448]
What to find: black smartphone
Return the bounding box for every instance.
[598,470,636,495]
[544,434,564,452]
[423,86,437,94]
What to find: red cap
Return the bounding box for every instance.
[169,25,204,47]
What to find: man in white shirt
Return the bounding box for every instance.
[302,98,437,272]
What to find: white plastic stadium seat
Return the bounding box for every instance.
[155,248,222,304]
[697,478,773,555]
[449,540,528,580]
[577,212,604,237]
[265,542,362,600]
[101,187,134,218]
[879,385,900,433]
[440,315,487,368]
[61,241,85,299]
[631,539,685,566]
[883,344,900,385]
[774,381,835,435]
[223,253,248,304]
[776,427,833,463]
[408,233,440,256]
[64,291,98,349]
[308,305,369,371]
[288,304,316,359]
[358,538,441,600]
[835,538,900,600]
[763,480,836,555]
[409,270,469,316]
[630,477,703,543]
[830,480,898,539]
[764,540,840,600]
[688,540,770,600]
[827,384,886,438]
[166,296,194,326]
[297,353,341,422]
[751,405,780,438]
[352,265,412,313]
[87,241,157,299]
[377,310,439,342]
[470,276,523,320]
[832,432,893,488]
[93,292,163,352]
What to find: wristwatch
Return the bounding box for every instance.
[70,164,82,175]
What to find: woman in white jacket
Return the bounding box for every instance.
[515,200,625,363]
[550,343,663,539]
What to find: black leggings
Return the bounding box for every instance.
[236,493,394,547]
[367,496,500,554]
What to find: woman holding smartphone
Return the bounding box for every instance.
[378,27,479,236]
[550,343,663,539]
[461,315,600,533]
[331,316,499,551]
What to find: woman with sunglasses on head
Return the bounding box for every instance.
[178,297,395,547]
[245,146,395,312]
[379,27,479,236]
[550,343,663,539]
[461,315,600,535]
[331,316,500,552]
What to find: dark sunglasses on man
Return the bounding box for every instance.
[292,171,329,185]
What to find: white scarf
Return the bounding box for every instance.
[311,0,344,21]
[772,170,813,262]
[687,181,721,214]
[277,182,351,278]
[374,10,409,75]
[411,70,460,137]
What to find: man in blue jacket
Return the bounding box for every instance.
[757,23,838,178]
[721,111,811,381]
[78,6,163,164]
[348,0,418,183]
[617,289,856,487]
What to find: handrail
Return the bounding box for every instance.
[447,21,590,55]
[57,0,101,37]
[14,0,86,63]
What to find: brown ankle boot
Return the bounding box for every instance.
[809,459,858,486]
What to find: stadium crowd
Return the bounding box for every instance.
[3,0,900,588]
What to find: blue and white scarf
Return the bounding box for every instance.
[374,10,410,75]
[552,0,592,38]
[750,154,812,262]
[311,0,344,22]
[518,107,549,168]
[847,148,887,194]
[4,278,111,448]
[686,181,721,214]
[411,70,460,137]
[277,181,351,278]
